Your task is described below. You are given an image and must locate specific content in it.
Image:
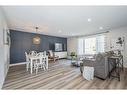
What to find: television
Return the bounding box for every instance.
[55,43,62,51]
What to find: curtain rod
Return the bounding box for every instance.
[74,31,109,38]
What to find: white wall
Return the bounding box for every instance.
[67,26,127,67]
[107,27,127,67]
[0,7,10,89]
[67,37,78,55]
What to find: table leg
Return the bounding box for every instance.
[46,57,48,70]
[26,62,29,71]
[30,59,33,74]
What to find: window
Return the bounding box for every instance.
[78,38,84,55]
[78,35,105,55]
[84,37,96,54]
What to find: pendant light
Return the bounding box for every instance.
[33,27,41,44]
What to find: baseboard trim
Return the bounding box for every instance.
[9,62,26,67]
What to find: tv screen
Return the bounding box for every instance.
[55,43,62,51]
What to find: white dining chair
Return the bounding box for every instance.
[44,51,47,56]
[39,52,48,70]
[37,52,44,56]
[29,51,37,56]
[34,57,46,74]
[25,52,30,71]
[41,57,47,70]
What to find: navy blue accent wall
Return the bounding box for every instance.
[10,30,67,64]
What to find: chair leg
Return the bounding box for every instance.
[54,58,55,62]
[41,62,46,71]
[43,64,46,71]
[33,63,36,70]
[36,65,38,74]
[44,62,48,70]
[26,62,29,71]
[41,64,43,68]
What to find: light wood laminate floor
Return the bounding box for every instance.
[2,59,127,89]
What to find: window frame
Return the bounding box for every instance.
[78,34,105,55]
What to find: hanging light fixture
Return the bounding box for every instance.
[33,27,41,44]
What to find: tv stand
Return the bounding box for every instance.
[54,51,67,59]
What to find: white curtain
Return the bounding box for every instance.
[78,34,105,55]
[78,38,84,55]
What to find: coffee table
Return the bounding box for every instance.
[71,59,83,67]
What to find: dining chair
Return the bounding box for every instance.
[29,51,37,56]
[34,56,46,74]
[38,52,48,70]
[25,52,30,71]
[48,50,59,62]
[37,52,44,57]
[41,57,47,70]
[44,51,47,56]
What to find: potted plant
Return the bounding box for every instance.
[70,52,77,60]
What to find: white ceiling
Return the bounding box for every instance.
[2,6,127,37]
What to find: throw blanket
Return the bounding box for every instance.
[83,66,94,81]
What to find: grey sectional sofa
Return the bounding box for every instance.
[80,53,113,79]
